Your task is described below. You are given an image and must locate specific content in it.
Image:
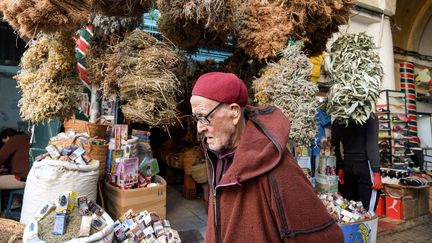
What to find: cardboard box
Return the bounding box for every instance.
[418,188,429,216]
[385,196,403,219]
[385,196,419,220]
[384,185,418,199]
[375,195,385,217]
[105,175,166,219]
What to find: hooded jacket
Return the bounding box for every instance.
[204,106,343,243]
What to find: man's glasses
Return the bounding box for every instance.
[192,103,223,125]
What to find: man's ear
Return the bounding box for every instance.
[229,104,242,124]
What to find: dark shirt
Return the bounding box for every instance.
[331,114,380,172]
[208,148,236,186]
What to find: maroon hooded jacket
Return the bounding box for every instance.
[204,106,343,243]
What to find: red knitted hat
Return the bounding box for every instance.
[192,72,248,107]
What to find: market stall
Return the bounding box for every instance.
[4,0,431,242]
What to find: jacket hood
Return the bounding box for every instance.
[217,105,291,185]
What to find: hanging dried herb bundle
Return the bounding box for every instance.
[105,30,182,130]
[326,33,383,125]
[230,0,353,59]
[157,0,233,51]
[253,42,318,145]
[92,0,153,16]
[15,33,82,123]
[232,0,291,60]
[289,0,354,56]
[89,14,143,39]
[0,0,92,38]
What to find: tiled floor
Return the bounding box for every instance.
[166,185,207,242]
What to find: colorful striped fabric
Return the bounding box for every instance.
[76,25,94,89]
[400,62,419,144]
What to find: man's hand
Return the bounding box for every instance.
[338,169,344,185]
[372,172,382,190]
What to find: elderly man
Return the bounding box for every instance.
[190,72,343,243]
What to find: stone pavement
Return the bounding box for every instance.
[377,214,432,243]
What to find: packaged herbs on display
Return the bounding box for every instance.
[253,42,318,146]
[319,193,375,224]
[15,33,82,123]
[23,192,113,242]
[113,209,181,242]
[326,33,383,125]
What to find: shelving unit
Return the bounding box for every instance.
[377,90,411,168]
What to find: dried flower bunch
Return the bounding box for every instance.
[89,14,143,39]
[15,33,82,123]
[232,0,291,60]
[0,0,92,38]
[327,33,383,125]
[92,0,153,16]
[253,42,318,145]
[105,30,182,130]
[157,0,234,51]
[231,0,353,59]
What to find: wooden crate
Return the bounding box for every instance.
[104,175,167,219]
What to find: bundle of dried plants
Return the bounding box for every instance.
[327,33,383,125]
[253,42,318,145]
[105,30,182,130]
[92,0,153,16]
[157,0,233,51]
[0,0,92,38]
[15,33,82,123]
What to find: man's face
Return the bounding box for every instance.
[190,96,237,151]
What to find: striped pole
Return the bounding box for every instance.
[400,62,419,144]
[76,25,93,90]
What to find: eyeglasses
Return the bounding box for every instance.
[192,103,223,125]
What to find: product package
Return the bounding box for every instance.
[69,147,86,161]
[115,124,128,149]
[91,213,107,231]
[34,202,56,221]
[77,195,89,215]
[55,193,69,214]
[52,214,67,235]
[79,215,92,237]
[46,145,61,159]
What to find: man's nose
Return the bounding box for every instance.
[197,121,207,134]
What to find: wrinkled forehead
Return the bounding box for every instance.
[190,95,219,113]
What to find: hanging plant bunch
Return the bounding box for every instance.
[104,30,183,130]
[89,13,143,39]
[15,33,82,123]
[232,0,291,60]
[326,33,383,125]
[253,42,318,145]
[156,0,234,51]
[92,0,153,17]
[284,0,355,56]
[0,0,93,38]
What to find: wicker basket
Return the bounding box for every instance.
[181,147,202,175]
[0,218,25,243]
[191,163,208,184]
[63,118,108,139]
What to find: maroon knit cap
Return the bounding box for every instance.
[192,72,248,107]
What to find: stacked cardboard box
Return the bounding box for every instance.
[384,184,430,220]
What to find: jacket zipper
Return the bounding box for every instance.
[205,152,238,243]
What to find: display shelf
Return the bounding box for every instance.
[377,90,410,169]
